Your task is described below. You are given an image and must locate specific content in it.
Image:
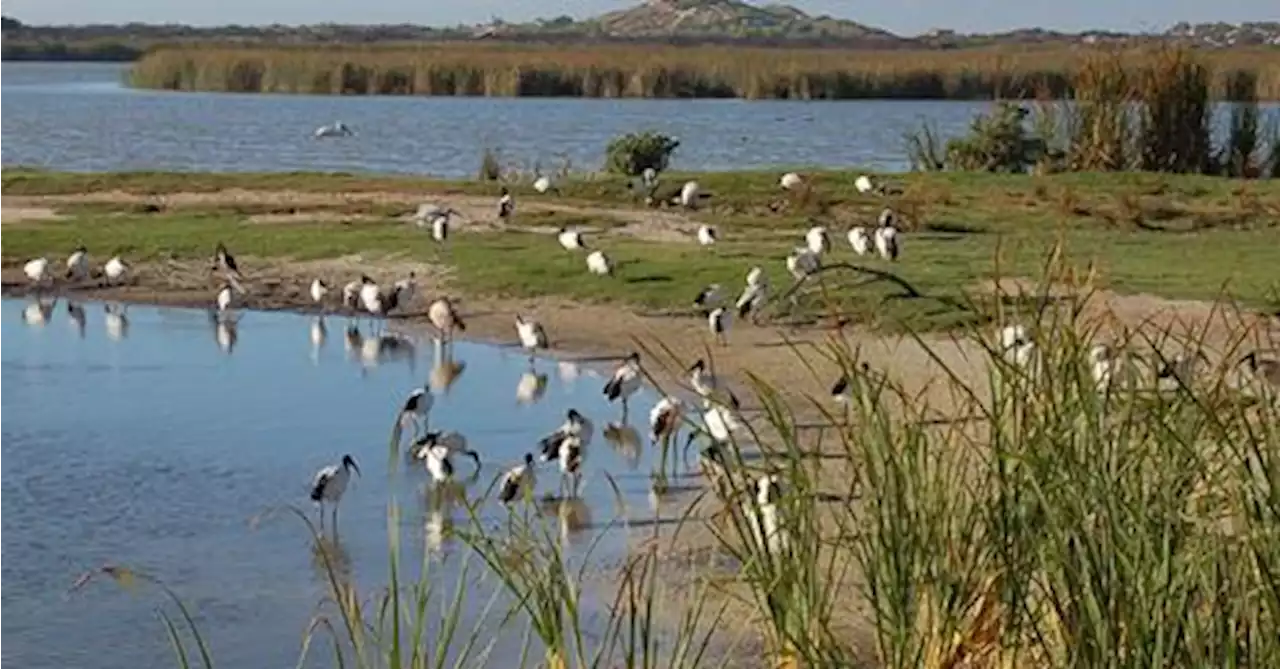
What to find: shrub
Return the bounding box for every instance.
[604,131,680,176]
[478,146,502,181]
[944,102,1044,173]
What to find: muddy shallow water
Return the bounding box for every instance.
[1,297,691,668]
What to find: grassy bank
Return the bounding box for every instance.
[4,168,1279,331]
[126,43,1280,100]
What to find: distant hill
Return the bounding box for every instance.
[574,0,901,43]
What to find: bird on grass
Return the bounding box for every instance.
[104,256,130,285]
[586,250,614,276]
[735,271,768,324]
[66,246,89,281]
[538,409,595,463]
[23,257,50,286]
[679,180,703,209]
[557,227,587,251]
[697,225,718,246]
[848,227,870,256]
[428,297,466,341]
[431,210,456,243]
[603,352,643,417]
[498,187,514,220]
[515,314,549,362]
[498,453,537,506]
[693,283,722,309]
[874,210,900,262]
[786,247,820,281]
[805,225,830,255]
[533,175,557,195]
[780,172,804,190]
[854,175,877,194]
[310,455,360,532]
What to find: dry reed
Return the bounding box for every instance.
[128,43,1280,100]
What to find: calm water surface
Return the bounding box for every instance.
[1,61,992,175]
[1,297,682,669]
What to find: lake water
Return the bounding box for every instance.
[1,297,684,669]
[0,61,993,176]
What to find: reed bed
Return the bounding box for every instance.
[74,260,1280,668]
[127,43,1280,100]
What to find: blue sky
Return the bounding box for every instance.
[4,0,1274,35]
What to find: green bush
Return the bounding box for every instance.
[605,131,680,176]
[945,102,1045,173]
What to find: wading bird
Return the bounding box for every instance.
[586,250,613,276]
[649,396,683,444]
[393,272,417,307]
[688,359,740,409]
[538,409,594,462]
[735,273,767,324]
[515,314,549,361]
[603,352,643,417]
[557,435,585,498]
[216,284,235,313]
[343,275,373,314]
[310,455,360,531]
[397,386,434,439]
[66,246,89,281]
[421,443,454,485]
[998,324,1037,370]
[693,283,722,308]
[746,474,788,556]
[697,225,718,246]
[847,227,870,256]
[104,256,129,285]
[412,431,481,470]
[428,297,466,341]
[557,227,586,251]
[498,453,537,505]
[497,187,514,220]
[313,121,353,138]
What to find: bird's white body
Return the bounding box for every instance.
[104,256,129,284]
[649,396,683,441]
[690,363,725,401]
[703,403,741,443]
[533,176,553,194]
[854,175,875,194]
[310,278,329,305]
[312,465,351,502]
[708,307,728,343]
[216,286,234,312]
[786,248,820,280]
[498,458,537,505]
[679,181,701,208]
[359,282,381,314]
[558,228,585,251]
[314,121,353,138]
[998,325,1037,370]
[428,298,464,337]
[23,258,50,284]
[746,474,788,555]
[604,357,642,405]
[805,226,830,255]
[746,266,766,288]
[735,283,766,318]
[874,225,899,261]
[1090,344,1115,392]
[558,435,584,483]
[66,249,89,280]
[22,299,53,327]
[516,316,548,353]
[498,192,515,218]
[848,227,871,255]
[432,216,449,243]
[780,172,803,190]
[697,225,717,246]
[586,250,613,276]
[423,444,454,483]
[105,304,128,341]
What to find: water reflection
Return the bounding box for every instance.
[212,313,239,355]
[516,370,549,405]
[537,497,594,547]
[309,316,327,364]
[310,534,353,590]
[21,296,56,327]
[104,303,128,340]
[603,422,642,470]
[430,337,467,393]
[66,301,87,339]
[558,360,581,383]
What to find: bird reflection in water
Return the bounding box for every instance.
[557,360,581,384]
[104,303,129,341]
[358,330,417,374]
[343,323,363,361]
[515,370,549,405]
[422,481,471,554]
[21,296,56,328]
[537,496,594,548]
[209,310,239,355]
[309,315,327,365]
[66,300,87,339]
[310,532,354,591]
[430,337,466,394]
[603,421,642,470]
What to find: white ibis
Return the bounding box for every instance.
[343,275,372,312]
[310,278,330,306]
[805,226,830,255]
[848,227,870,255]
[603,352,643,416]
[498,453,537,505]
[746,473,788,556]
[498,187,514,219]
[786,248,820,280]
[214,242,242,279]
[708,307,728,347]
[557,227,587,251]
[23,257,50,285]
[648,396,683,443]
[397,386,434,438]
[313,121,353,138]
[412,431,481,470]
[679,181,701,209]
[697,225,718,246]
[688,359,740,409]
[515,314,548,361]
[104,256,129,285]
[874,208,900,261]
[586,250,613,276]
[780,172,803,190]
[538,409,595,462]
[533,175,555,194]
[216,284,235,312]
[66,246,89,280]
[421,443,454,484]
[998,324,1036,370]
[428,297,466,340]
[310,455,360,531]
[557,435,585,498]
[693,283,722,308]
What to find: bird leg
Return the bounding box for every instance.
[317,502,326,532]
